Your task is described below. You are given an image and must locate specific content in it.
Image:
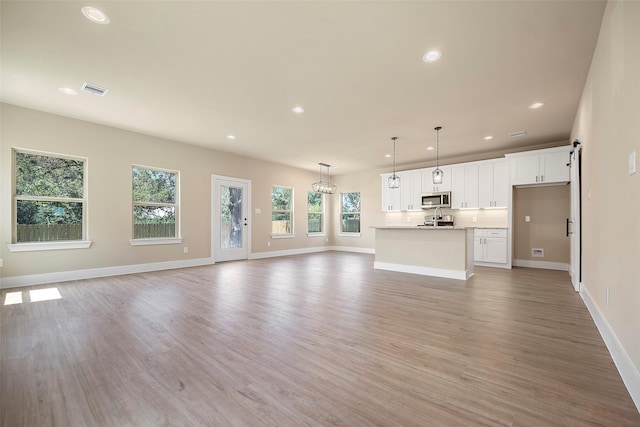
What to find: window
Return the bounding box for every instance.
[340,192,361,235]
[132,166,179,241]
[14,150,86,243]
[307,191,324,235]
[272,186,293,236]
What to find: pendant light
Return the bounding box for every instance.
[312,163,337,194]
[432,126,444,185]
[388,136,400,188]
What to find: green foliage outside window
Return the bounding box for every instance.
[15,151,85,242]
[341,192,361,233]
[132,166,177,238]
[307,192,323,233]
[272,186,293,234]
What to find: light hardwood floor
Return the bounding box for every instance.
[1,252,639,426]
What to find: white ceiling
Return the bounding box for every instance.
[1,1,606,174]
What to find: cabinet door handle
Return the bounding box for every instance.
[541,175,544,182]
[536,176,539,182]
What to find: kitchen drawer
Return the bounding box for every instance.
[476,229,507,238]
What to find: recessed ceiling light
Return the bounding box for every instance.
[528,102,544,109]
[384,154,391,158]
[426,146,435,151]
[227,135,236,140]
[59,87,78,95]
[292,106,305,114]
[423,50,442,63]
[484,136,494,140]
[81,6,110,24]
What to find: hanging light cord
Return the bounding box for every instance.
[435,126,441,169]
[392,137,398,176]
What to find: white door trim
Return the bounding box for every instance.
[569,145,581,292]
[211,175,252,262]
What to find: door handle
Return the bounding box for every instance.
[566,218,570,236]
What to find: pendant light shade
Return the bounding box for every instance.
[312,163,337,194]
[388,136,400,189]
[432,126,444,185]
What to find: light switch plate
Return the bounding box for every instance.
[629,151,637,175]
[525,215,531,222]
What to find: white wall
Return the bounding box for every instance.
[0,104,329,284]
[571,0,640,408]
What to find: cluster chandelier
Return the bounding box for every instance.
[433,126,444,185]
[388,137,400,188]
[312,163,337,194]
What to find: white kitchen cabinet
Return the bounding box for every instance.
[399,170,423,211]
[422,166,452,193]
[508,147,571,186]
[474,229,508,265]
[451,164,479,209]
[381,173,401,211]
[478,159,508,208]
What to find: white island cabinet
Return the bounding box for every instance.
[373,226,474,280]
[474,228,508,267]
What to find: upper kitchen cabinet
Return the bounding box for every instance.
[399,170,423,211]
[381,173,401,211]
[422,166,452,193]
[507,146,571,186]
[451,163,479,209]
[478,159,508,208]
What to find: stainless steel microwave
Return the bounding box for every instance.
[421,191,451,209]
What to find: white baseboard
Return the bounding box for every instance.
[474,261,511,269]
[329,246,375,254]
[0,258,214,289]
[374,261,472,280]
[580,286,640,412]
[250,246,330,260]
[512,259,569,271]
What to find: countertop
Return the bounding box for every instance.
[372,226,471,230]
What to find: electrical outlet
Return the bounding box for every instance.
[525,216,531,222]
[406,217,411,222]
[472,217,477,223]
[255,208,261,214]
[183,247,189,254]
[267,241,271,247]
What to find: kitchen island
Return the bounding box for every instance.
[373,226,474,280]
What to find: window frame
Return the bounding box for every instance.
[307,191,325,237]
[130,164,182,246]
[271,185,294,238]
[8,149,92,252]
[339,191,362,237]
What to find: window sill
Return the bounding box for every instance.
[271,234,295,239]
[129,238,183,246]
[307,233,326,237]
[7,240,93,252]
[339,233,362,237]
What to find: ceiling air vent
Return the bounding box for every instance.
[81,82,109,96]
[510,130,527,138]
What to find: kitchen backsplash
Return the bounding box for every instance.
[382,208,508,228]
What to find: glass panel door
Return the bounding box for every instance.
[213,177,250,262]
[220,185,244,249]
